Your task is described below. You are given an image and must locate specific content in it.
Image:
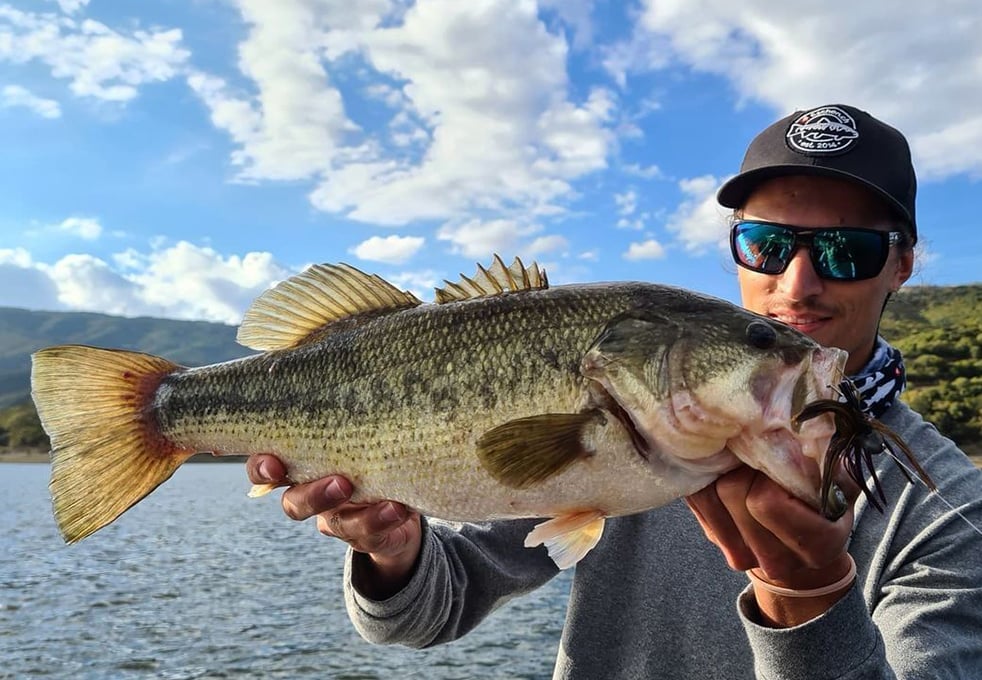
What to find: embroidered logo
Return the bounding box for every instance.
[786,106,859,155]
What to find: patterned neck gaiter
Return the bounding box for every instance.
[848,336,907,419]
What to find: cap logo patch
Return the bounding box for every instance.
[786,106,858,155]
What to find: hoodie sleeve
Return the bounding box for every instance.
[343,517,559,648]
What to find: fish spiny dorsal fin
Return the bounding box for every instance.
[434,254,548,304]
[237,263,423,351]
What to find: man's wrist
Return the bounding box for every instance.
[748,554,856,627]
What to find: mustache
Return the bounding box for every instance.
[767,300,836,318]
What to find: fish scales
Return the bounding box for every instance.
[31,257,851,566]
[152,283,659,517]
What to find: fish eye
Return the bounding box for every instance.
[746,321,777,350]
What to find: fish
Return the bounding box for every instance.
[31,255,849,569]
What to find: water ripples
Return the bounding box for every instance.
[1,464,570,678]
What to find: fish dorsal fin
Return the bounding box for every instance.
[434,254,548,304]
[237,263,423,351]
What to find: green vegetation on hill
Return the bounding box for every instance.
[880,285,982,449]
[0,306,254,451]
[1,283,980,454]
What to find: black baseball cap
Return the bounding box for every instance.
[717,104,917,243]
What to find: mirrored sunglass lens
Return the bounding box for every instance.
[813,230,886,279]
[734,224,795,273]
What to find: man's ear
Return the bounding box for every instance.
[892,247,914,290]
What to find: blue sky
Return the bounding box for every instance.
[1,0,980,325]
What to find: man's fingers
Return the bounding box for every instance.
[743,475,854,571]
[316,502,418,554]
[685,478,755,570]
[246,454,288,484]
[280,476,354,520]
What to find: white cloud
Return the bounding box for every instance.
[437,218,541,259]
[539,0,595,49]
[52,0,90,14]
[666,175,729,252]
[623,163,663,180]
[57,216,102,240]
[527,234,569,256]
[623,0,982,179]
[0,6,190,103]
[624,239,666,261]
[192,0,616,226]
[0,247,33,268]
[48,253,142,314]
[0,248,63,310]
[1,84,61,118]
[351,234,425,264]
[614,189,637,216]
[189,0,365,182]
[129,242,290,323]
[385,268,441,302]
[0,242,292,324]
[617,217,644,231]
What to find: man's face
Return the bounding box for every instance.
[737,175,914,374]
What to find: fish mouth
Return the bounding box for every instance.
[585,382,652,463]
[733,345,848,509]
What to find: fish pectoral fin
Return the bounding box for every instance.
[434,254,548,304]
[237,263,423,351]
[524,511,606,570]
[476,412,601,489]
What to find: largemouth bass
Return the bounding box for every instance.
[32,256,848,568]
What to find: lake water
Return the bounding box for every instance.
[0,464,571,679]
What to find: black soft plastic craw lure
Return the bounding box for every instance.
[795,379,937,519]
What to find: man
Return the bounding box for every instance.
[248,105,982,677]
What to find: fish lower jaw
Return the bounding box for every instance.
[727,427,824,508]
[656,447,741,477]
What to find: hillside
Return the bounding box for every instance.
[0,307,255,409]
[880,284,982,453]
[1,283,980,454]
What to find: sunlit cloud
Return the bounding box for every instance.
[1,84,61,118]
[624,239,667,261]
[350,234,425,264]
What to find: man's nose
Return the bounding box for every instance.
[776,247,824,299]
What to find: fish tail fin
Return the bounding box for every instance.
[31,345,195,543]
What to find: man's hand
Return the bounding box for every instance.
[685,465,859,627]
[247,454,423,599]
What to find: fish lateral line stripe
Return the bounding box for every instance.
[31,344,195,543]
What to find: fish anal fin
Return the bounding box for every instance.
[524,511,606,569]
[434,254,548,304]
[31,345,197,543]
[237,263,423,351]
[476,412,601,489]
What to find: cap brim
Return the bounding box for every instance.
[717,165,915,227]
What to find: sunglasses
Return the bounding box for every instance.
[730,220,906,281]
